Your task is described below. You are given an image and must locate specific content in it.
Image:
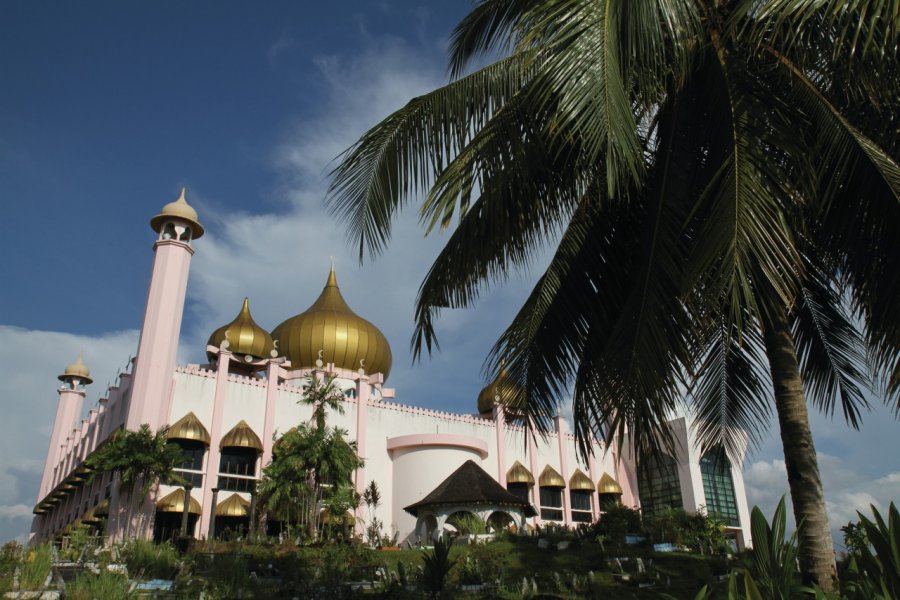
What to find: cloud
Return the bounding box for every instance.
[266,34,295,69]
[0,505,33,521]
[743,451,900,551]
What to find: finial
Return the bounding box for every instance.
[177,187,187,203]
[326,264,338,288]
[241,297,251,314]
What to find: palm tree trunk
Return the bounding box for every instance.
[760,303,838,592]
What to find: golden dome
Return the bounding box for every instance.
[597,472,623,495]
[506,461,535,485]
[477,362,522,414]
[220,420,263,451]
[216,493,250,517]
[150,188,204,239]
[569,469,595,491]
[538,465,565,488]
[167,412,211,445]
[58,354,92,384]
[207,298,275,362]
[272,269,392,378]
[157,489,201,514]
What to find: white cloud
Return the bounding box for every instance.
[0,505,33,521]
[743,451,900,550]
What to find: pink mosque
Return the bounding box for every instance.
[30,191,752,548]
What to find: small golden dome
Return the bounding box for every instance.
[538,465,565,488]
[207,298,275,362]
[506,461,535,485]
[220,420,263,451]
[156,489,201,514]
[477,362,523,414]
[569,469,595,491]
[272,269,392,378]
[150,188,204,239]
[167,412,211,445]
[216,493,250,517]
[597,472,623,495]
[58,354,93,385]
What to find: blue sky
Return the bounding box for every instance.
[1,2,897,545]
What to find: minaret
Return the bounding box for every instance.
[126,189,203,431]
[38,355,92,499]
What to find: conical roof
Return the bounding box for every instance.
[207,298,275,362]
[167,412,211,445]
[157,489,201,514]
[597,472,623,495]
[569,469,595,491]
[220,420,263,451]
[58,354,92,384]
[150,188,204,238]
[538,465,565,488]
[272,269,392,378]
[216,493,251,517]
[404,460,536,517]
[506,461,535,485]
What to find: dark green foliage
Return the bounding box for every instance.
[65,570,131,600]
[121,538,179,579]
[745,497,804,600]
[592,504,642,546]
[843,502,900,599]
[85,424,186,501]
[842,521,869,557]
[421,536,456,597]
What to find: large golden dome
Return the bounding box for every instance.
[207,298,275,362]
[477,362,522,414]
[272,269,392,378]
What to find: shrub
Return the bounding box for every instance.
[19,543,51,590]
[65,570,131,600]
[421,536,456,597]
[121,538,179,579]
[593,504,642,546]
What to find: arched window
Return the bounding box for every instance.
[638,454,682,517]
[700,447,740,526]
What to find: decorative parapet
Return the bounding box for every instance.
[374,399,497,429]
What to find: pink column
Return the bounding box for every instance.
[353,374,370,534]
[555,416,572,527]
[40,386,85,498]
[127,239,195,431]
[493,406,507,486]
[260,360,282,468]
[199,351,231,537]
[588,446,600,521]
[527,425,541,526]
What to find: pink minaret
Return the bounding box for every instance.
[126,189,203,431]
[38,355,92,499]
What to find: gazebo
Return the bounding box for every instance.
[404,460,537,542]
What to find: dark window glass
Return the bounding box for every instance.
[540,486,563,520]
[217,476,257,493]
[219,448,258,477]
[570,490,593,512]
[701,447,740,527]
[507,483,530,503]
[167,471,203,487]
[171,440,206,471]
[638,454,683,517]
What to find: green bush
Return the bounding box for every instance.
[121,538,178,579]
[593,504,642,546]
[19,543,51,590]
[65,570,131,600]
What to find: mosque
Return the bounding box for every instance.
[30,191,752,548]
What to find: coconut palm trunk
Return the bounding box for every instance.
[761,303,837,591]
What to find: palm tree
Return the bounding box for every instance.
[328,0,899,590]
[301,375,347,431]
[86,424,186,537]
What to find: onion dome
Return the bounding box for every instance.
[58,354,92,385]
[272,268,392,378]
[216,494,250,517]
[220,420,263,451]
[569,469,595,491]
[477,361,522,414]
[156,489,201,514]
[167,412,211,445]
[597,472,623,495]
[207,298,275,362]
[150,188,204,238]
[538,465,565,488]
[506,461,535,485]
